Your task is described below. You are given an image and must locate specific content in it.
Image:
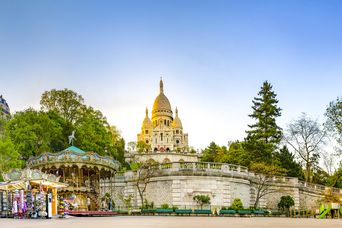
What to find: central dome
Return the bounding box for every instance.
[152,79,173,119]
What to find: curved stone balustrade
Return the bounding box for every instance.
[124,161,342,195]
[157,162,248,174]
[298,180,342,194]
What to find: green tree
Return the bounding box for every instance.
[107,126,128,168]
[275,146,304,179]
[201,142,221,162]
[216,141,249,166]
[327,165,342,188]
[277,195,294,216]
[0,120,23,180]
[213,145,228,163]
[230,198,244,210]
[40,89,126,163]
[46,110,69,151]
[0,138,22,180]
[325,97,342,146]
[245,81,282,164]
[136,140,151,153]
[311,168,329,186]
[6,108,64,160]
[74,107,111,156]
[193,195,211,209]
[40,88,85,123]
[0,118,7,137]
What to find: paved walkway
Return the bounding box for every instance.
[1,216,342,228]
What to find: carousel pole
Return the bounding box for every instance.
[99,169,101,211]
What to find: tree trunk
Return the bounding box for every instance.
[137,185,144,208]
[305,162,310,182]
[254,196,259,209]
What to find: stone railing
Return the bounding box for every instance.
[298,180,342,194]
[124,161,342,194]
[156,162,342,194]
[156,162,249,175]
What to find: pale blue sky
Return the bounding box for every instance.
[1,0,342,149]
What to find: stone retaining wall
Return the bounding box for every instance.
[100,162,341,210]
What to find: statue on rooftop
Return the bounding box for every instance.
[68,131,76,145]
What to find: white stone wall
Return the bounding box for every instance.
[146,180,173,207]
[299,190,324,210]
[229,180,251,208]
[104,165,339,210]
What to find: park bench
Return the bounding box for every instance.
[237,210,252,216]
[270,211,283,217]
[252,210,266,216]
[193,209,212,216]
[141,209,156,215]
[219,210,236,216]
[155,208,174,215]
[175,209,193,216]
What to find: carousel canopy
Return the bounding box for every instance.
[63,146,85,154]
[0,169,67,190]
[0,181,26,190]
[26,146,120,171]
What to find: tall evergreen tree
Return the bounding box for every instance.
[245,81,282,163]
[275,146,304,179]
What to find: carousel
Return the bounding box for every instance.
[26,146,120,212]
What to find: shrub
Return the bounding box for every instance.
[161,203,169,209]
[230,198,244,210]
[278,195,294,216]
[172,206,178,211]
[143,199,154,209]
[193,195,211,209]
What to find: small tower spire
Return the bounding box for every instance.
[160,77,164,93]
[145,107,148,117]
[175,107,178,117]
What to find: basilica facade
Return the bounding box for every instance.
[126,80,198,163]
[137,79,189,152]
